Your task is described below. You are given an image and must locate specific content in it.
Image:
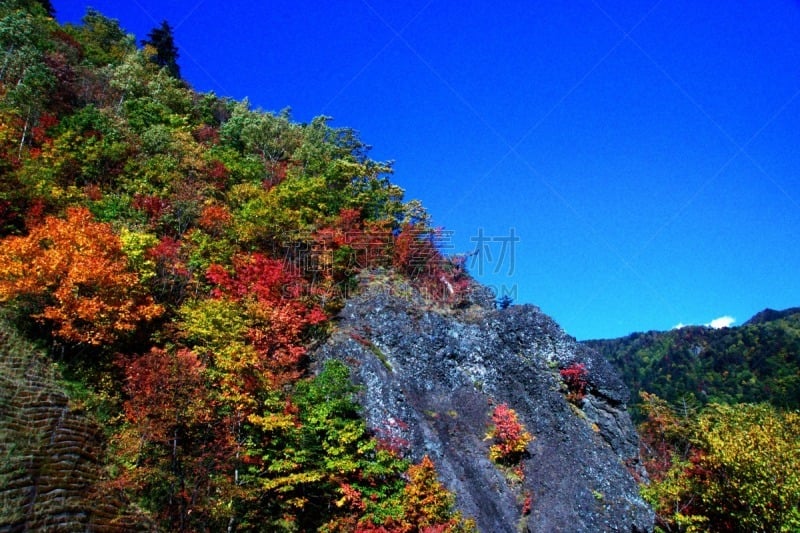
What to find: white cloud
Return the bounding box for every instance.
[706,315,735,329]
[671,316,736,330]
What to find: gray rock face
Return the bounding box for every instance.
[314,277,654,532]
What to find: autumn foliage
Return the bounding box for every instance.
[0,207,162,344]
[114,347,225,524]
[485,403,532,464]
[560,362,588,403]
[206,252,327,387]
[392,224,472,306]
[402,456,465,530]
[122,347,209,442]
[0,3,478,530]
[351,455,476,533]
[638,393,800,532]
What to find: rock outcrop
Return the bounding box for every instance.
[314,275,654,532]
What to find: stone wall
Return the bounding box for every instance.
[0,326,149,532]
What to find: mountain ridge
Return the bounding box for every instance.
[584,307,800,415]
[743,306,800,326]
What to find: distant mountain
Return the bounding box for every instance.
[584,308,800,417]
[743,307,800,325]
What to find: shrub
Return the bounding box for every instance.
[485,404,532,464]
[560,362,588,403]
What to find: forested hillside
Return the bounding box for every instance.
[2,2,798,532]
[585,309,800,415]
[0,2,476,530]
[586,313,800,531]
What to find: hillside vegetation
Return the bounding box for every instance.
[586,310,800,414]
[586,313,800,531]
[0,2,475,530]
[3,2,798,532]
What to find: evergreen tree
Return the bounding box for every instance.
[141,20,180,78]
[496,294,513,309]
[2,0,54,16]
[35,0,54,16]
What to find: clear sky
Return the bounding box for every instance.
[54,1,800,340]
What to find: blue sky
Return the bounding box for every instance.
[55,1,800,340]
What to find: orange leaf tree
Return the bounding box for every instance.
[350,454,476,533]
[0,206,162,344]
[402,455,461,530]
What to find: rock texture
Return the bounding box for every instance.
[314,275,654,532]
[0,324,150,532]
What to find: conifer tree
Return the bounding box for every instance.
[35,0,54,16]
[141,20,180,78]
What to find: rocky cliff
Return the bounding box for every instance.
[314,274,654,532]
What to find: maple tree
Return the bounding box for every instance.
[121,347,209,444]
[311,207,395,304]
[197,203,232,236]
[636,391,692,484]
[0,206,162,344]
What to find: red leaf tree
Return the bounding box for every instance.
[392,224,471,306]
[116,347,230,529]
[485,404,533,464]
[560,362,588,403]
[206,253,327,388]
